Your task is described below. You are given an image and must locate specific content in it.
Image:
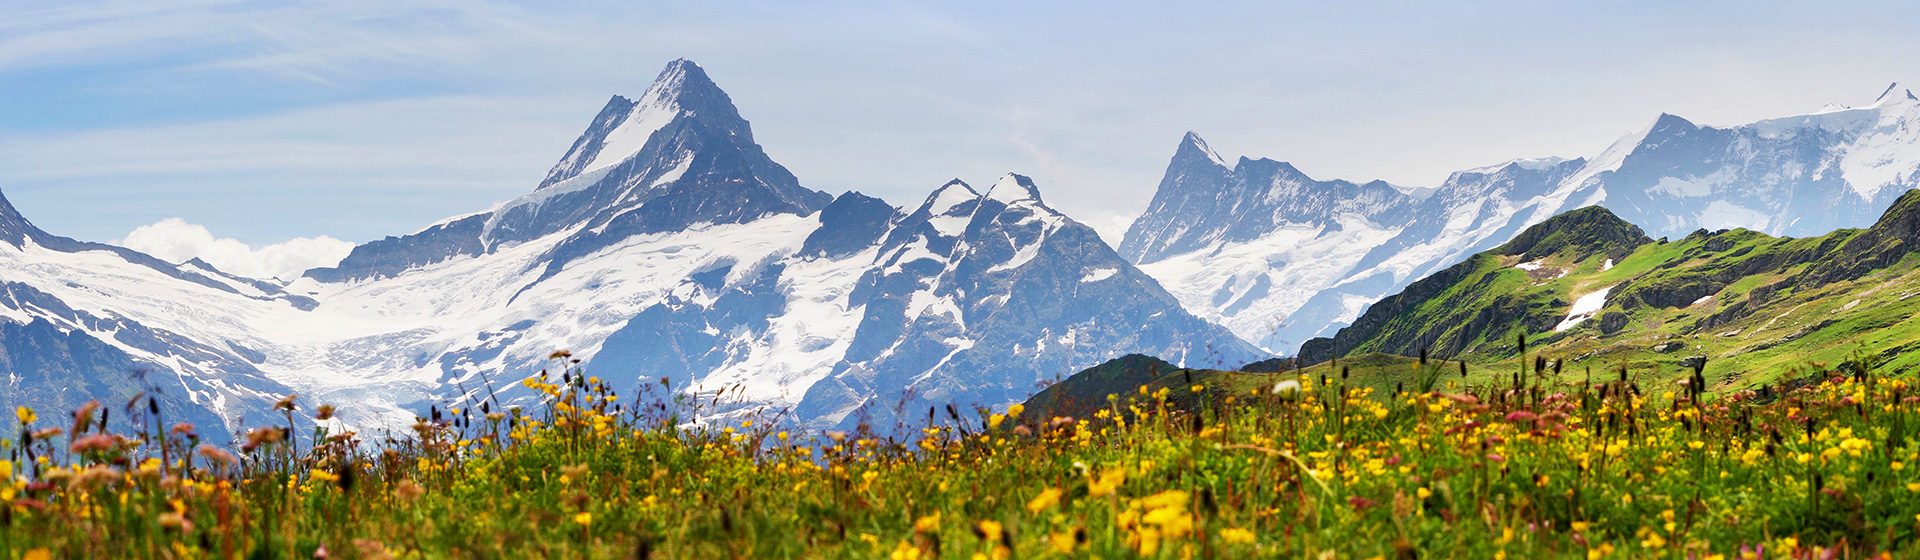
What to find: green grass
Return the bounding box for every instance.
[4,350,1920,558]
[1319,199,1920,399]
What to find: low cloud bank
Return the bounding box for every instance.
[117,218,355,281]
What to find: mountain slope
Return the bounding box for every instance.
[0,58,1266,437]
[588,174,1266,429]
[1298,206,1652,363]
[1123,84,1920,353]
[305,59,832,284]
[0,189,297,441]
[1302,190,1920,391]
[278,60,1265,430]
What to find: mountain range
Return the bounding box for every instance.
[1298,187,1920,390]
[0,59,1260,437]
[1121,83,1920,354]
[4,60,1918,437]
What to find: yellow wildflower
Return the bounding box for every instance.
[573,512,592,526]
[1142,489,1189,511]
[1219,527,1256,544]
[14,407,33,425]
[1137,526,1163,556]
[890,540,921,560]
[1027,487,1062,513]
[1049,531,1076,553]
[1089,467,1127,497]
[914,511,941,533]
[976,520,1004,543]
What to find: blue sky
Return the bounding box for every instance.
[1,1,1916,265]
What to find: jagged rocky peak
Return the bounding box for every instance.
[306,58,831,283]
[0,188,39,247]
[537,59,743,190]
[1119,131,1419,265]
[798,191,901,259]
[1173,131,1230,168]
[1875,82,1918,105]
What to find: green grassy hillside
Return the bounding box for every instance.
[1300,189,1920,393]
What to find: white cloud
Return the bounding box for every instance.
[116,218,355,281]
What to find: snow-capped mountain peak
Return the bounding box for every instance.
[536,59,731,191]
[1460,156,1573,177]
[305,59,830,283]
[984,173,1045,205]
[1176,131,1230,168]
[1873,82,1917,107]
[920,179,981,215]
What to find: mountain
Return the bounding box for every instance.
[1123,83,1920,354]
[1299,190,1920,390]
[0,59,1265,437]
[587,173,1266,429]
[286,60,1263,430]
[306,59,832,284]
[0,189,297,442]
[1297,206,1652,363]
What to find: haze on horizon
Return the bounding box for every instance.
[0,0,1915,278]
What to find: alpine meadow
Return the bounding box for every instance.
[7,4,1920,558]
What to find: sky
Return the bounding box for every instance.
[1,0,1916,278]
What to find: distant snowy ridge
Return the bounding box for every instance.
[1122,82,1920,355]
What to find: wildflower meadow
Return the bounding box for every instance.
[3,347,1920,559]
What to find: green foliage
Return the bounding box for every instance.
[3,351,1920,558]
